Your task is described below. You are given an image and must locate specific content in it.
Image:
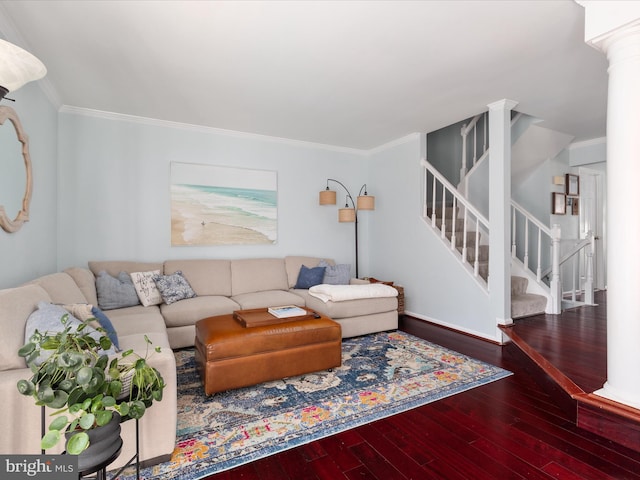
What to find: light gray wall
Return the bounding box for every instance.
[56,110,368,274]
[368,134,494,340]
[0,82,58,289]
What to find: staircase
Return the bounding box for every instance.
[422,110,597,320]
[428,202,547,318]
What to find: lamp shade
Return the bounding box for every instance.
[0,39,46,99]
[338,207,356,222]
[319,189,337,205]
[357,195,375,210]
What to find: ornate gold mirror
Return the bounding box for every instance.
[0,105,32,233]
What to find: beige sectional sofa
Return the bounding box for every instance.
[0,255,397,470]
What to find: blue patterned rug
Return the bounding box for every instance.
[118,331,510,479]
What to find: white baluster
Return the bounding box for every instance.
[474,218,480,277]
[450,196,457,250]
[441,185,446,239]
[431,175,436,226]
[536,229,542,282]
[523,220,529,270]
[460,124,468,179]
[511,207,516,259]
[462,208,468,264]
[473,122,477,166]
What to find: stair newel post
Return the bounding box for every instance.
[511,207,516,259]
[460,124,468,179]
[473,121,477,167]
[584,231,595,305]
[550,224,562,314]
[450,196,457,250]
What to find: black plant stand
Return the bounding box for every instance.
[77,439,122,480]
[41,407,140,480]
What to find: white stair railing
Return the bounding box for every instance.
[510,201,560,313]
[422,158,490,287]
[459,113,487,180]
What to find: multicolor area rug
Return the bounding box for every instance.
[118,331,511,479]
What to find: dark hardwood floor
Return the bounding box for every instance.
[208,292,640,479]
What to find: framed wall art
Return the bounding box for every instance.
[552,192,566,215]
[565,174,579,196]
[170,162,277,246]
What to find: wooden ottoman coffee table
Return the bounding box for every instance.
[194,309,342,395]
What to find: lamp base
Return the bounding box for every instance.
[0,85,8,101]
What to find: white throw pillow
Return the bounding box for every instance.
[130,270,163,306]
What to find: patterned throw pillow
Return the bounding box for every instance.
[130,270,163,307]
[95,271,140,310]
[318,259,351,285]
[294,265,326,289]
[153,270,197,305]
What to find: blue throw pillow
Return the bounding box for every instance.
[318,259,351,285]
[91,306,120,350]
[294,265,326,289]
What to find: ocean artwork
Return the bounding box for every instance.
[171,163,277,246]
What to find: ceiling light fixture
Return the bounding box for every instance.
[0,39,46,102]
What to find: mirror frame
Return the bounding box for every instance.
[0,105,32,233]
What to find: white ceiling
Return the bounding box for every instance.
[0,0,609,151]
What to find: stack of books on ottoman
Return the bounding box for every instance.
[234,305,312,327]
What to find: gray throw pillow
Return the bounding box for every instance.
[95,271,141,310]
[319,259,351,285]
[153,270,197,305]
[24,302,116,365]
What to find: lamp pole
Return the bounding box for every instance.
[321,179,373,279]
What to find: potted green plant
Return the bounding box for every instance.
[16,313,165,458]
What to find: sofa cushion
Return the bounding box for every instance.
[64,267,98,305]
[130,270,163,306]
[0,284,52,371]
[161,296,240,328]
[29,272,88,305]
[231,290,305,310]
[285,256,333,288]
[153,271,197,305]
[231,258,288,295]
[164,259,232,296]
[96,271,141,310]
[294,265,326,289]
[318,259,351,285]
[88,261,164,278]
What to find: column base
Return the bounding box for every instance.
[594,382,640,411]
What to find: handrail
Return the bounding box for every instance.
[511,200,551,236]
[422,158,489,285]
[540,234,593,278]
[422,159,489,226]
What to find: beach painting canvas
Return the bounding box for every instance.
[171,162,277,246]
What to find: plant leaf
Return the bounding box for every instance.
[41,430,61,450]
[16,379,34,396]
[18,342,35,357]
[95,409,113,427]
[49,415,69,432]
[79,413,95,430]
[66,432,90,455]
[76,366,93,386]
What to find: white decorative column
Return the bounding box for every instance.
[579,1,640,409]
[488,99,518,336]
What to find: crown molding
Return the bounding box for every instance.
[58,105,370,156]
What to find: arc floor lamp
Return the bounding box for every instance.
[319,179,375,278]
